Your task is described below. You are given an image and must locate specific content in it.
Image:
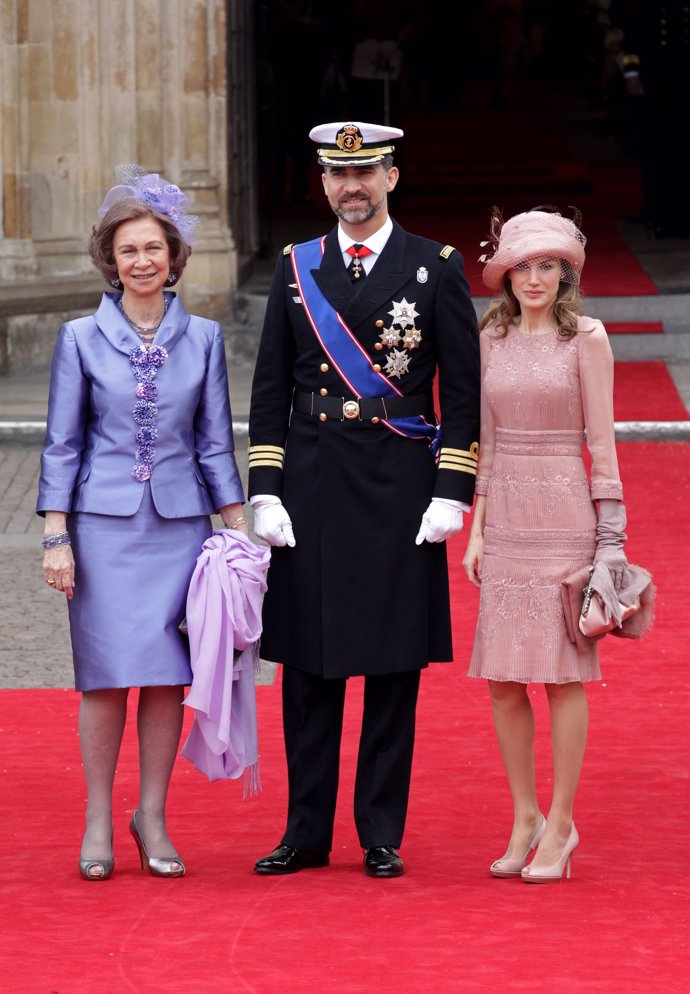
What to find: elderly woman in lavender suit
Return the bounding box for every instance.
[37,166,247,880]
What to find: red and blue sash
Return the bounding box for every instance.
[292,237,441,452]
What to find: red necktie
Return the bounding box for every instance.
[345,243,373,281]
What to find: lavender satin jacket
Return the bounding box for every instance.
[37,292,245,518]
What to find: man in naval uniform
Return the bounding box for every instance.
[248,121,480,877]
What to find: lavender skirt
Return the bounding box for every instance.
[67,485,211,691]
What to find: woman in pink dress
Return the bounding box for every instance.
[463,207,629,882]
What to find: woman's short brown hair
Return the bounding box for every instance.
[88,200,192,284]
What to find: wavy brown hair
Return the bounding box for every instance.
[89,200,191,285]
[479,272,585,339]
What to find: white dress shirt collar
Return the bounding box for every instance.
[337,217,393,274]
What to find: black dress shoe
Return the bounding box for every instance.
[363,845,405,877]
[254,845,330,875]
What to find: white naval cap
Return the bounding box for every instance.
[309,121,404,166]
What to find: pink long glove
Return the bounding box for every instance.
[593,499,628,592]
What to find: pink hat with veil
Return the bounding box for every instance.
[481,208,586,293]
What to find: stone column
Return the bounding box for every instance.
[88,0,236,317]
[161,0,236,319]
[0,0,38,280]
[0,0,235,374]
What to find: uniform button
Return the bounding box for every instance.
[373,363,381,372]
[320,388,328,396]
[319,413,327,422]
[375,319,384,328]
[320,362,329,372]
[371,416,380,424]
[374,342,383,351]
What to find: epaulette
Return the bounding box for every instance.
[439,245,456,260]
[283,243,293,255]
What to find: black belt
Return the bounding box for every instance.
[294,391,430,422]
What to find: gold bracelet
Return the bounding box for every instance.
[227,515,248,529]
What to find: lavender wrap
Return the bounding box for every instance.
[181,530,271,790]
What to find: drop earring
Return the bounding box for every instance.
[166,272,177,285]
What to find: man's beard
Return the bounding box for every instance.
[334,194,385,225]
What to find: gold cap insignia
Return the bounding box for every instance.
[336,125,363,154]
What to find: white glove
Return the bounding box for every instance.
[250,495,296,547]
[415,498,467,545]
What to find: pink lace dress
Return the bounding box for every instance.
[467,317,623,684]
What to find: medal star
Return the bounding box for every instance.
[383,348,411,379]
[388,298,419,329]
[379,326,402,348]
[402,327,422,349]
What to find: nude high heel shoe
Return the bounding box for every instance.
[521,822,579,883]
[489,814,546,878]
[130,811,186,878]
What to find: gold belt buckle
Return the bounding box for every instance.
[342,399,360,420]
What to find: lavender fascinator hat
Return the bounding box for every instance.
[97,164,199,245]
[481,208,586,293]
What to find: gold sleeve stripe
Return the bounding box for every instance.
[441,446,478,462]
[248,444,285,456]
[249,458,284,469]
[249,444,285,470]
[438,460,477,475]
[439,454,478,470]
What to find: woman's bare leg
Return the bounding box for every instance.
[529,680,587,869]
[489,680,543,858]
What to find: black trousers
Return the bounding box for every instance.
[280,666,421,851]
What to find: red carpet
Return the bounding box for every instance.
[285,186,659,301]
[614,362,688,420]
[394,92,659,298]
[3,443,689,994]
[395,197,658,300]
[607,322,663,334]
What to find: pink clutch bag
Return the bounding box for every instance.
[561,564,654,651]
[579,577,640,637]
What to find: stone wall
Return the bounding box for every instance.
[0,0,240,372]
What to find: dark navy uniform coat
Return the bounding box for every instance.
[248,220,480,678]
